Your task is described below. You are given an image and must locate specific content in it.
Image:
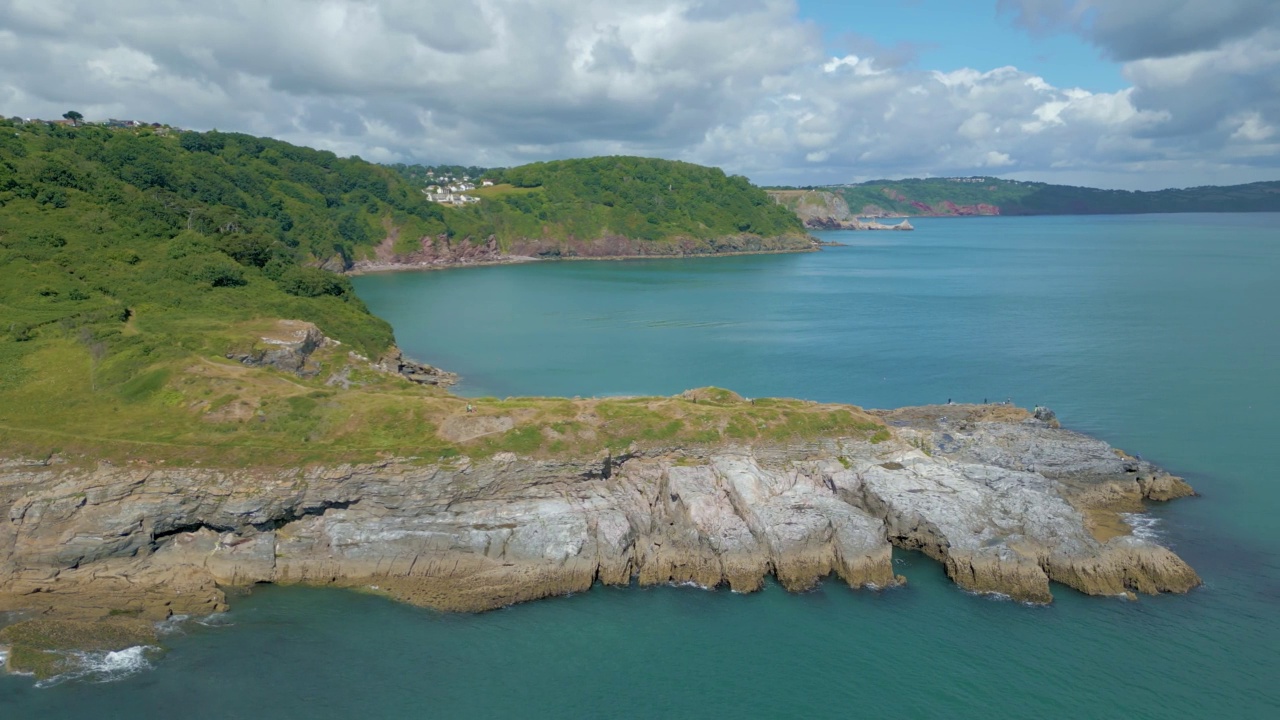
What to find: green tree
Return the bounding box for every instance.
[62,111,84,126]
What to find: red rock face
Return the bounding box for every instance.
[351,229,814,272]
[362,233,507,269]
[901,200,1003,216]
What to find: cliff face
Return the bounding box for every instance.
[349,231,818,273]
[767,191,914,231]
[0,405,1198,641]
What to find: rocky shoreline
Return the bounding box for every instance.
[767,190,916,231]
[346,231,819,275]
[0,402,1199,676]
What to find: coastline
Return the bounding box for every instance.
[0,396,1201,678]
[347,245,821,276]
[0,234,1206,680]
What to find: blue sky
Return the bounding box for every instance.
[797,0,1125,91]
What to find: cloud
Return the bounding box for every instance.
[0,0,1277,189]
[998,0,1280,61]
[690,62,1175,185]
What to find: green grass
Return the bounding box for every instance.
[0,321,891,466]
[0,120,886,469]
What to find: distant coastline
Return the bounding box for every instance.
[767,177,1280,218]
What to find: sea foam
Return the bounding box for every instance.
[35,646,158,688]
[1121,512,1162,541]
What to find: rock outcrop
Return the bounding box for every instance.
[0,404,1199,634]
[375,347,459,387]
[767,190,914,231]
[225,320,330,377]
[349,230,818,273]
[224,319,457,388]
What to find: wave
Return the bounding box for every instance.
[672,580,713,591]
[1121,512,1162,541]
[155,614,190,636]
[35,646,159,688]
[156,612,235,637]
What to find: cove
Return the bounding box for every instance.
[6,213,1278,717]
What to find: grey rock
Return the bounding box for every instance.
[0,405,1200,620]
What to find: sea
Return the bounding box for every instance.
[2,214,1277,718]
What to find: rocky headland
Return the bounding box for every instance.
[348,231,819,274]
[767,190,915,231]
[0,400,1199,676]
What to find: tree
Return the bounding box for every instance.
[62,111,84,126]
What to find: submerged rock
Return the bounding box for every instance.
[0,404,1199,631]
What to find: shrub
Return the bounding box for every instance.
[278,267,348,297]
[191,257,247,288]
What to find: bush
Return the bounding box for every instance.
[216,233,274,268]
[191,257,247,287]
[36,188,68,208]
[278,267,348,297]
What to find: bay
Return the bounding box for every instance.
[4,214,1278,717]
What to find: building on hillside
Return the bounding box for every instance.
[423,189,482,206]
[482,179,494,187]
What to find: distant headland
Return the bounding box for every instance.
[766,176,1280,217]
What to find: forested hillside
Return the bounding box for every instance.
[386,163,492,185]
[0,123,805,352]
[0,121,813,460]
[0,121,421,357]
[820,177,1280,217]
[483,157,802,241]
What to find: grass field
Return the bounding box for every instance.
[0,323,886,467]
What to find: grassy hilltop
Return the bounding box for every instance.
[0,120,871,465]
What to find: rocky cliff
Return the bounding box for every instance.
[349,230,819,273]
[226,319,457,388]
[767,190,914,231]
[0,403,1198,674]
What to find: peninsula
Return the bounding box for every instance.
[0,121,1200,680]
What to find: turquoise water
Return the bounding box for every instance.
[5,214,1279,717]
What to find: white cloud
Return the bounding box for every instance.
[0,0,1276,189]
[1230,112,1275,142]
[984,151,1014,167]
[823,54,885,76]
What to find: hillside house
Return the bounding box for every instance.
[423,189,481,206]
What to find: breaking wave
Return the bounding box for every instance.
[35,646,159,688]
[1121,513,1162,541]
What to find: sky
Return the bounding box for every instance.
[1,0,1278,190]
